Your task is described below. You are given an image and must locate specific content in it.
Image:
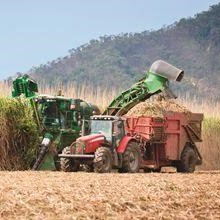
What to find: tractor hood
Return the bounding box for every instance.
[76,134,105,154]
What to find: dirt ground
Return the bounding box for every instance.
[0,171,219,220]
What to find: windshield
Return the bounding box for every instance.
[38,100,60,128]
[90,120,112,140]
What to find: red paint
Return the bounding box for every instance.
[125,112,203,163]
[77,133,104,142]
[117,136,135,153]
[77,134,105,154]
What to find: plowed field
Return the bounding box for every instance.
[0,171,219,219]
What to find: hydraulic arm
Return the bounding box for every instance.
[103,60,184,116]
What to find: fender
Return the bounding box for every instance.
[117,136,136,153]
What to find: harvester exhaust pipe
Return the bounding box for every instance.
[149,60,184,82]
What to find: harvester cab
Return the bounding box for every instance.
[37,96,81,130]
[103,60,184,116]
[32,97,97,170]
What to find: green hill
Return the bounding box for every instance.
[28,3,220,100]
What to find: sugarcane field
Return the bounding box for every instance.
[1,1,220,219]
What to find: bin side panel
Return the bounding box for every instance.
[126,116,154,140]
[165,113,191,160]
[188,113,203,142]
[165,118,180,160]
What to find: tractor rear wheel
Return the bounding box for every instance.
[93,147,112,173]
[119,142,141,173]
[179,144,197,173]
[60,147,79,172]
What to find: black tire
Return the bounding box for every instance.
[143,168,153,173]
[54,155,61,171]
[179,145,197,173]
[60,147,79,172]
[83,164,94,172]
[93,147,112,173]
[119,142,141,173]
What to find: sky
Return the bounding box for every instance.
[0,0,219,79]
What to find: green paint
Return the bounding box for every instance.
[103,71,169,116]
[39,153,56,170]
[12,74,38,98]
[144,71,167,93]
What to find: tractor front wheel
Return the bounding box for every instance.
[60,147,80,172]
[119,142,141,173]
[93,147,112,173]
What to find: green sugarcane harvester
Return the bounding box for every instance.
[12,75,100,170]
[12,60,184,170]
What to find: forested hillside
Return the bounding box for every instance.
[27,3,220,100]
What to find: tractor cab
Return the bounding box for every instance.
[90,115,125,147]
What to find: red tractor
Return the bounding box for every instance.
[59,112,203,173]
[59,115,141,173]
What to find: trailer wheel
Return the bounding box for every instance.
[94,147,112,173]
[119,142,141,173]
[143,168,153,173]
[60,147,79,172]
[179,145,197,173]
